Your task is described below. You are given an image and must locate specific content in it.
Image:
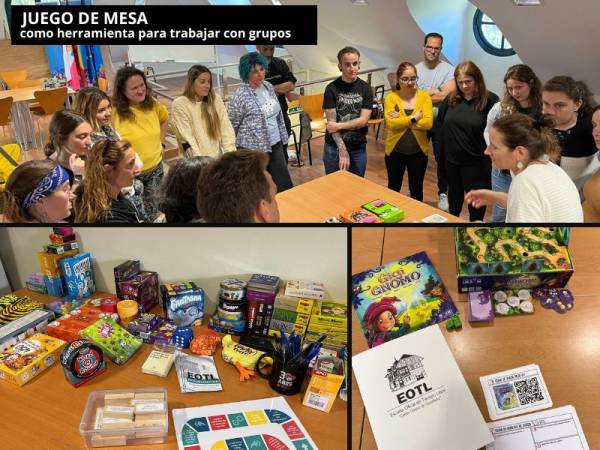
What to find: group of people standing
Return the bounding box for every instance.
[377,33,595,222]
[2,37,598,223]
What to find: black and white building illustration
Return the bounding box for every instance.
[385,354,426,392]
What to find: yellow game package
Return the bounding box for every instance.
[0,333,66,386]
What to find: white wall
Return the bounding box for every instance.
[408,0,521,97]
[0,228,347,312]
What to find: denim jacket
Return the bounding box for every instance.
[227,81,288,152]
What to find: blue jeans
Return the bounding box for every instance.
[323,142,367,177]
[491,168,512,222]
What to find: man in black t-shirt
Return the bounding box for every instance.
[323,46,373,177]
[256,45,297,163]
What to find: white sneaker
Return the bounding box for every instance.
[438,193,449,212]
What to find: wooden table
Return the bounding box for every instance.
[277,171,462,223]
[1,290,347,450]
[0,86,74,151]
[352,228,600,450]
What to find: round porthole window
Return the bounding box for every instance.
[473,8,516,57]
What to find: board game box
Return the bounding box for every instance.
[352,251,458,348]
[60,252,96,300]
[0,333,66,386]
[454,227,573,293]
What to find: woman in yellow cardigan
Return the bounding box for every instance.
[384,62,433,201]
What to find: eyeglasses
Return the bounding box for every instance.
[425,45,442,52]
[399,76,419,83]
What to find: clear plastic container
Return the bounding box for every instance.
[79,387,168,448]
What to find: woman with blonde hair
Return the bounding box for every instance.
[171,65,235,158]
[466,114,582,222]
[435,60,498,220]
[73,140,142,223]
[73,86,148,221]
[0,160,74,223]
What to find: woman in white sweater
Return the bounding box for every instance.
[171,65,236,158]
[465,114,582,222]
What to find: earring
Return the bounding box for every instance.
[516,161,524,170]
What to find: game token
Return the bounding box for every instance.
[558,289,574,304]
[532,287,547,300]
[520,301,534,313]
[540,296,556,309]
[495,303,510,315]
[494,291,508,302]
[507,296,520,308]
[517,289,531,301]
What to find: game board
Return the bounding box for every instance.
[172,396,318,450]
[352,251,458,348]
[454,227,573,293]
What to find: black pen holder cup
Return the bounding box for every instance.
[257,353,307,396]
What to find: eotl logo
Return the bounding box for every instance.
[386,354,433,405]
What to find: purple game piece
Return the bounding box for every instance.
[532,287,547,301]
[468,290,494,322]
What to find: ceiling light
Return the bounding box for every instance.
[512,0,542,5]
[271,0,282,4]
[351,0,368,5]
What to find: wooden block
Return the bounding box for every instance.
[134,413,167,428]
[134,402,165,415]
[90,433,128,447]
[103,405,134,419]
[133,392,164,400]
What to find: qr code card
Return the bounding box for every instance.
[421,213,448,223]
[480,364,552,420]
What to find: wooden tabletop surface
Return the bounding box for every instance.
[277,171,463,223]
[352,227,600,450]
[0,86,74,102]
[0,289,347,450]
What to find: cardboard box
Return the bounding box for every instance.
[0,309,55,352]
[161,281,204,327]
[37,249,78,277]
[47,306,105,342]
[284,280,326,300]
[0,295,45,326]
[0,333,66,386]
[113,260,141,299]
[309,301,347,328]
[60,252,96,300]
[119,271,159,313]
[454,227,574,293]
[44,275,65,297]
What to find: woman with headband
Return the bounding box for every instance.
[465,114,582,222]
[0,160,74,223]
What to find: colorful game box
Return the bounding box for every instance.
[161,282,204,327]
[81,318,142,365]
[454,227,573,293]
[119,271,159,313]
[339,207,383,224]
[113,259,141,299]
[0,295,45,325]
[0,333,66,386]
[362,199,405,223]
[47,306,106,342]
[37,248,79,277]
[352,251,458,348]
[60,252,96,300]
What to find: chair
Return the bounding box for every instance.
[0,70,28,89]
[368,84,385,141]
[0,96,13,138]
[32,87,68,147]
[297,93,327,166]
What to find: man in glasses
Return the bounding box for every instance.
[416,32,455,212]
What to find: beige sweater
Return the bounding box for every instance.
[171,94,236,158]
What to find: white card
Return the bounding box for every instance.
[353,326,493,450]
[480,364,552,420]
[486,405,589,450]
[421,213,448,223]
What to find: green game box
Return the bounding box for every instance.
[454,227,574,293]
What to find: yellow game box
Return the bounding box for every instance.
[0,333,66,386]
